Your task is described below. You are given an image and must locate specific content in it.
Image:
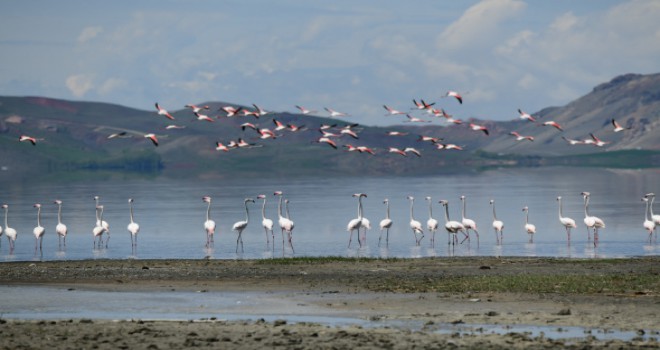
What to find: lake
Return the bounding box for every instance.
[1,167,658,261]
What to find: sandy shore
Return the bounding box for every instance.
[0,257,658,349]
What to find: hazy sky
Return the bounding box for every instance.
[1,0,658,126]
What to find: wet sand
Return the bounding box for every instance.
[1,257,658,349]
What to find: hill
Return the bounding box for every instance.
[0,73,658,180]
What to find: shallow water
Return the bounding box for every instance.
[0,167,658,261]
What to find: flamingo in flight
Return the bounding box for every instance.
[193,112,215,122]
[144,133,159,146]
[107,131,131,139]
[404,147,421,157]
[313,137,338,149]
[54,200,68,248]
[556,196,577,243]
[418,135,441,143]
[469,123,489,135]
[19,135,39,145]
[611,118,631,132]
[388,147,407,156]
[404,114,430,123]
[221,106,243,117]
[412,99,435,110]
[185,104,209,113]
[165,125,186,130]
[562,136,584,145]
[444,91,463,104]
[273,119,287,131]
[287,123,307,132]
[155,103,175,120]
[518,109,536,122]
[542,121,563,131]
[509,131,534,142]
[589,133,609,147]
[215,142,231,152]
[252,104,269,116]
[387,131,408,136]
[325,107,348,118]
[295,105,317,115]
[383,105,406,115]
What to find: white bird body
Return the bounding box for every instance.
[127,198,140,247]
[257,195,274,245]
[460,195,479,243]
[645,193,660,226]
[581,192,605,246]
[347,193,366,248]
[490,199,504,245]
[426,197,439,246]
[232,198,255,253]
[522,206,536,242]
[274,192,295,253]
[379,199,393,247]
[33,204,46,253]
[439,200,466,245]
[54,200,68,247]
[556,196,577,242]
[93,196,110,232]
[202,196,216,247]
[93,205,108,248]
[407,196,424,245]
[2,205,17,252]
[642,197,655,238]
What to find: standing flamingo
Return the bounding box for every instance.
[489,199,504,245]
[522,206,536,243]
[556,196,577,243]
[284,199,296,251]
[93,205,108,248]
[232,198,255,253]
[425,197,439,247]
[407,196,424,245]
[274,191,295,253]
[2,204,17,253]
[581,192,605,247]
[33,203,46,253]
[202,196,216,247]
[438,200,466,245]
[644,193,660,228]
[127,198,140,248]
[257,195,274,247]
[379,199,393,247]
[53,200,67,248]
[347,193,364,248]
[642,197,656,242]
[93,195,110,235]
[459,195,479,244]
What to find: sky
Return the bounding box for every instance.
[1,0,659,126]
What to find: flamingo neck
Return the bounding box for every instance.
[285,202,291,220]
[277,196,284,219]
[261,199,267,220]
[645,200,650,221]
[206,201,211,222]
[356,197,362,219]
[558,198,563,220]
[386,202,390,220]
[428,201,433,219]
[443,204,450,223]
[129,202,135,224]
[244,201,250,223]
[461,199,467,220]
[57,204,63,225]
[36,206,42,227]
[583,196,590,218]
[492,203,498,220]
[525,210,529,225]
[650,196,656,216]
[4,207,8,228]
[409,199,414,221]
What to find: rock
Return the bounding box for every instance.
[485,311,499,317]
[557,308,571,316]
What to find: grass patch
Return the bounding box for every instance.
[254,256,402,265]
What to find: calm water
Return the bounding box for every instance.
[1,167,658,261]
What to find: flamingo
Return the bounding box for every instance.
[589,133,609,147]
[274,191,294,253]
[412,99,435,110]
[107,131,132,139]
[339,127,359,139]
[611,118,631,132]
[389,147,407,156]
[284,199,296,251]
[313,137,338,149]
[418,135,441,143]
[542,121,563,131]
[509,131,534,142]
[383,105,406,115]
[144,133,159,146]
[439,200,466,245]
[404,114,430,123]
[273,119,287,131]
[489,199,504,245]
[644,193,660,227]
[185,104,209,113]
[19,135,38,145]
[2,204,17,253]
[127,198,140,248]
[93,205,108,249]
[325,107,348,117]
[165,125,186,130]
[469,123,489,135]
[379,199,393,247]
[562,136,584,145]
[33,203,46,253]
[522,206,536,243]
[54,200,68,248]
[347,193,365,248]
[215,142,231,152]
[193,112,215,122]
[287,123,307,132]
[252,104,269,116]
[404,148,422,157]
[202,196,216,247]
[581,192,605,247]
[155,103,175,120]
[556,196,577,243]
[387,131,408,136]
[256,195,275,246]
[406,196,424,245]
[93,196,110,240]
[642,197,656,242]
[220,106,243,117]
[444,91,463,104]
[459,196,479,244]
[425,197,439,246]
[295,105,317,115]
[232,198,255,253]
[518,109,536,122]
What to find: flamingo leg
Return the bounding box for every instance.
[348,230,354,248]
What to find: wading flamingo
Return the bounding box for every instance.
[274,191,295,253]
[522,206,536,243]
[202,196,216,247]
[232,198,255,253]
[33,203,46,253]
[257,195,274,246]
[127,198,140,248]
[490,199,504,245]
[426,197,439,247]
[93,205,108,249]
[379,199,393,247]
[556,196,577,243]
[581,192,605,247]
[439,200,466,245]
[54,200,68,248]
[459,196,479,244]
[2,204,17,253]
[642,197,656,242]
[407,196,424,245]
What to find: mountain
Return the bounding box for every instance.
[0,73,658,180]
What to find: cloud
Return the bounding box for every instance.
[65,74,94,97]
[77,26,103,43]
[438,0,526,51]
[97,78,125,95]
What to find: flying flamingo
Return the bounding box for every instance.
[425,197,439,247]
[295,105,317,115]
[509,131,534,142]
[185,104,209,113]
[54,200,68,248]
[32,203,46,253]
[127,198,140,248]
[165,125,186,130]
[107,131,131,139]
[562,136,584,145]
[439,200,466,245]
[19,135,39,145]
[202,196,216,248]
[469,123,489,135]
[215,142,231,152]
[522,206,536,243]
[252,104,269,116]
[406,196,424,245]
[444,91,463,104]
[193,112,215,122]
[388,147,407,156]
[378,199,393,247]
[93,205,108,249]
[312,137,338,149]
[642,197,656,242]
[412,99,435,110]
[404,114,430,123]
[589,133,609,147]
[347,193,365,248]
[611,118,631,132]
[274,191,294,253]
[581,192,605,247]
[256,195,274,246]
[489,199,504,245]
[287,123,307,132]
[2,204,17,253]
[383,105,406,115]
[155,103,175,120]
[517,109,536,122]
[273,119,287,131]
[418,135,441,143]
[386,131,408,136]
[542,121,563,131]
[220,106,243,117]
[404,148,422,157]
[232,198,255,253]
[144,133,159,146]
[459,196,479,244]
[556,196,577,243]
[325,107,348,118]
